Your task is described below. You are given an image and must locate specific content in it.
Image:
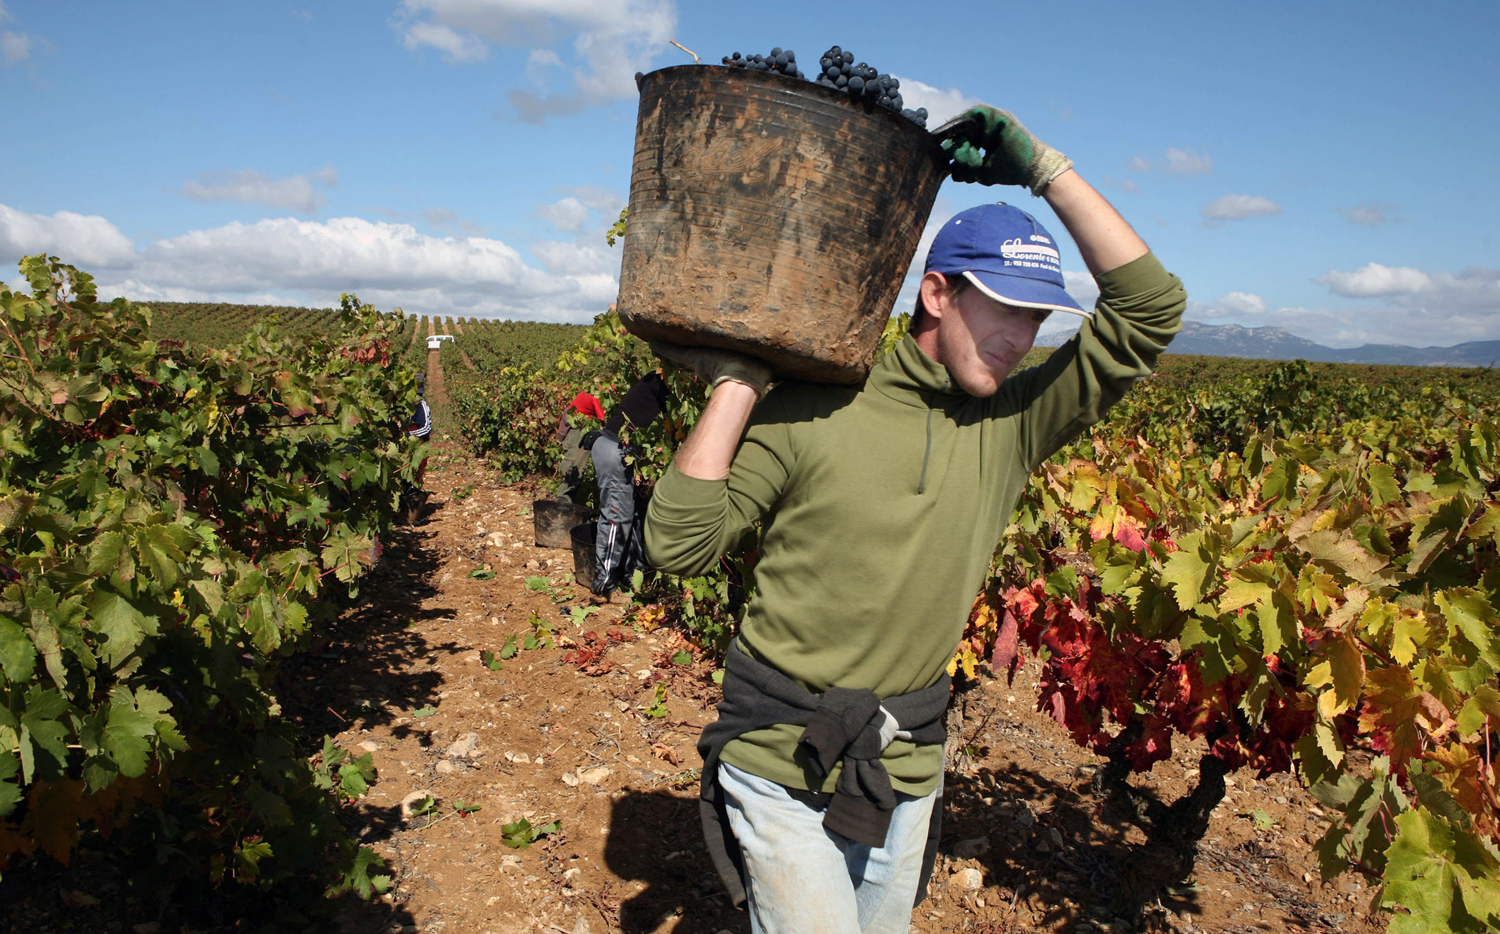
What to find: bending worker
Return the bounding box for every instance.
[554,389,606,503]
[645,107,1186,933]
[590,369,668,597]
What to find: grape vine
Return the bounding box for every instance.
[0,256,425,912]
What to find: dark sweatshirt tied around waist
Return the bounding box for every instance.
[698,640,951,908]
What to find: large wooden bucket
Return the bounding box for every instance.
[617,65,948,385]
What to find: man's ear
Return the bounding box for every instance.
[918,272,952,322]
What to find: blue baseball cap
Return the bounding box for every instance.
[924,203,1090,318]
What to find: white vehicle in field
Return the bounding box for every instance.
[427,334,456,350]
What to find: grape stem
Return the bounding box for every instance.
[669,40,699,65]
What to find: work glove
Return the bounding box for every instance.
[940,106,1073,196]
[650,342,771,397]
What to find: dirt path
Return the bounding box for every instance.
[448,320,477,371]
[311,450,1386,934]
[406,317,426,357]
[427,350,449,410]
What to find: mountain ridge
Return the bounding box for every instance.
[1036,320,1500,368]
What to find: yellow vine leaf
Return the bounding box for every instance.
[1308,632,1366,719]
[1309,507,1339,533]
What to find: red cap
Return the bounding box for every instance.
[569,392,606,422]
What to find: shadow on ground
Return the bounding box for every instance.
[935,684,1216,932]
[595,707,1221,934]
[604,790,749,934]
[281,515,457,743]
[597,762,1204,934]
[938,760,1212,930]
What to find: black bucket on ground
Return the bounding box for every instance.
[570,523,597,592]
[534,499,594,549]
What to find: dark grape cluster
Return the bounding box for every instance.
[721,47,803,79]
[717,44,928,127]
[812,46,926,126]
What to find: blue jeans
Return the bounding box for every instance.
[718,761,938,934]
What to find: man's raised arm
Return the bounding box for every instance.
[647,346,769,480]
[1043,169,1149,277]
[943,104,1147,278]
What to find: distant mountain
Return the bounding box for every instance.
[1037,320,1500,368]
[1166,321,1331,361]
[1167,321,1500,367]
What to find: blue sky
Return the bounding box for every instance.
[1,0,1496,347]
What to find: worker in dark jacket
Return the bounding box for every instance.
[555,391,606,503]
[406,375,432,440]
[589,370,668,597]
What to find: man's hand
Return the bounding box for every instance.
[650,342,771,397]
[941,106,1073,196]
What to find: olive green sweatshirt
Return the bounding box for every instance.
[645,252,1186,794]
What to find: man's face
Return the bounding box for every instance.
[933,279,1050,398]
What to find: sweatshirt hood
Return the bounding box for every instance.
[868,334,965,409]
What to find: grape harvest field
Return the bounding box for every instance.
[4,267,1500,934]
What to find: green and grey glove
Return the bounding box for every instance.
[650,342,772,397]
[941,106,1073,195]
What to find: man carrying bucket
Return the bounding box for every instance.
[645,106,1186,933]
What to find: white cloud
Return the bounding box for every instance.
[1339,201,1400,225]
[1128,148,1211,175]
[1215,291,1265,315]
[1,1,35,65]
[181,167,338,213]
[888,77,982,126]
[1317,262,1430,298]
[402,21,489,62]
[1258,265,1500,346]
[535,188,626,263]
[396,0,676,122]
[536,196,590,231]
[1,28,29,63]
[127,216,615,318]
[1201,194,1282,221]
[1062,270,1100,310]
[557,184,625,215]
[525,46,562,83]
[1189,291,1266,319]
[1250,304,1497,348]
[1163,147,1212,175]
[2,202,622,322]
[531,236,620,277]
[0,204,136,268]
[1418,267,1500,312]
